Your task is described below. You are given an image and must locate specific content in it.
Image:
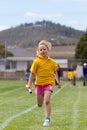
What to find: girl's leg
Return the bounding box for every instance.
[36,95,44,107]
[35,86,44,107]
[43,90,51,126]
[44,90,52,118]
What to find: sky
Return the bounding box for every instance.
[0,0,87,31]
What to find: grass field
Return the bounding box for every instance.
[0,80,87,130]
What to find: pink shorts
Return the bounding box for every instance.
[35,84,53,95]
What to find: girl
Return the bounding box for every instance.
[26,40,61,126]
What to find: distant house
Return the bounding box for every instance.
[0,48,68,79]
[55,59,68,68]
[55,59,68,79]
[0,48,35,79]
[7,58,68,71]
[0,58,68,80]
[0,57,34,79]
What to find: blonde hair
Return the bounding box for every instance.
[38,40,52,51]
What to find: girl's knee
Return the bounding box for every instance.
[37,103,43,107]
[44,100,50,105]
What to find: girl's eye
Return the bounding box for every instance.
[39,48,46,51]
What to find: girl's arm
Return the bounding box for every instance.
[26,72,35,90]
[55,71,61,88]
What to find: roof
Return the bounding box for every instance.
[7,47,35,57]
[7,57,34,61]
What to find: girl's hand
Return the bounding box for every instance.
[26,85,32,93]
[57,82,61,88]
[26,84,30,91]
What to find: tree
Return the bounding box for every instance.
[0,43,14,58]
[75,31,87,59]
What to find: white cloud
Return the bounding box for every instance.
[24,12,63,19]
[0,26,10,31]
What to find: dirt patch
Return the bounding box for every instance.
[49,45,76,58]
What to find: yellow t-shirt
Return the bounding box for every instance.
[68,71,75,80]
[30,55,58,85]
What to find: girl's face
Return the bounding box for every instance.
[38,44,49,57]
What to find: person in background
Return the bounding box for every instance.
[26,40,61,126]
[55,65,61,87]
[25,66,35,86]
[73,68,77,86]
[67,68,76,86]
[82,63,87,86]
[25,67,30,82]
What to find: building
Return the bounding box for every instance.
[0,48,68,79]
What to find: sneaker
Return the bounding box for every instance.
[43,118,50,126]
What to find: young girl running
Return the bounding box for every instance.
[26,40,61,126]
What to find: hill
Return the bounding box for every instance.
[0,20,84,48]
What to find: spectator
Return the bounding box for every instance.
[25,67,30,82]
[67,68,76,86]
[82,63,87,86]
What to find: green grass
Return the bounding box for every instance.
[0,80,87,130]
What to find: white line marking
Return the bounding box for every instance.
[0,87,22,96]
[52,86,64,97]
[0,105,37,130]
[0,86,64,130]
[71,86,81,129]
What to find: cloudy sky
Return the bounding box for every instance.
[0,0,87,31]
